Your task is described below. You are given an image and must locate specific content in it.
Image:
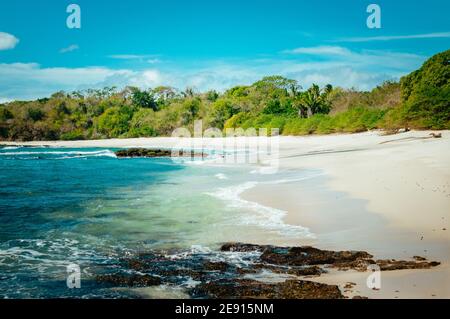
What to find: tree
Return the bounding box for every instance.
[96,106,134,137]
[152,86,177,105]
[209,99,239,129]
[400,49,450,128]
[297,84,333,117]
[130,88,158,110]
[27,107,45,122]
[180,98,201,125]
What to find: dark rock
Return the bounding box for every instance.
[96,274,162,287]
[344,282,356,289]
[260,246,373,268]
[220,243,374,268]
[376,259,441,271]
[190,279,344,299]
[203,261,229,271]
[115,148,207,158]
[413,256,427,261]
[94,242,441,299]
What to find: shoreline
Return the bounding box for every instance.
[2,130,450,298]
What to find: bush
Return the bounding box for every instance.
[60,130,85,141]
[96,106,134,138]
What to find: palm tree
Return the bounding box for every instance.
[297,84,333,117]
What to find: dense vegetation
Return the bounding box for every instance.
[0,50,448,141]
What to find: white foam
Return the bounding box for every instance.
[1,146,20,150]
[206,181,316,239]
[215,173,229,180]
[0,150,117,158]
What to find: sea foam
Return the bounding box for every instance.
[206,180,316,239]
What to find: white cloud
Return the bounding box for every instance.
[147,58,162,64]
[0,47,428,101]
[60,44,79,53]
[108,54,160,61]
[0,97,13,104]
[0,32,19,50]
[0,63,133,100]
[283,46,352,56]
[336,31,450,42]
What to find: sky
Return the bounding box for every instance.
[0,0,449,101]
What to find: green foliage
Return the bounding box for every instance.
[0,107,14,121]
[283,108,386,135]
[297,84,333,116]
[96,106,134,138]
[27,107,45,122]
[400,49,450,129]
[224,112,252,130]
[60,130,85,141]
[180,98,201,126]
[131,88,158,110]
[128,108,157,137]
[330,81,401,114]
[208,99,240,129]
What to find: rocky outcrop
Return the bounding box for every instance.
[93,242,441,299]
[220,242,440,272]
[115,148,207,158]
[191,279,344,299]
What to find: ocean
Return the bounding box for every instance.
[0,146,314,298]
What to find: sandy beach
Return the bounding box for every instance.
[3,130,450,298]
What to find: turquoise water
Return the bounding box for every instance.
[0,146,313,298]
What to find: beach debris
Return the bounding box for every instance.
[429,132,442,138]
[344,282,356,289]
[115,148,208,158]
[379,128,409,136]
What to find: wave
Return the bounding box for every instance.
[206,180,316,239]
[1,146,20,150]
[0,150,117,158]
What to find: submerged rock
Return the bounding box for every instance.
[115,148,207,158]
[190,279,344,299]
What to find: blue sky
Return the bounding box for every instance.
[0,0,449,101]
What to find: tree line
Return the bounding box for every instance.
[0,49,448,141]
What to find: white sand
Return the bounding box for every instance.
[3,130,450,298]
